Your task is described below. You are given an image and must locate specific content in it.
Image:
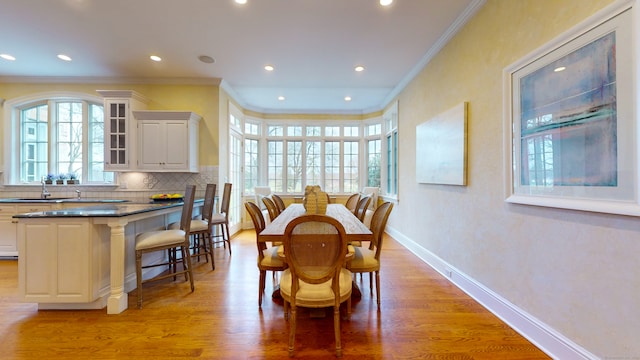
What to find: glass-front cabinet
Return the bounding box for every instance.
[96,90,148,171]
[107,101,127,168]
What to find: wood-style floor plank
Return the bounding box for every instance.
[0,231,550,359]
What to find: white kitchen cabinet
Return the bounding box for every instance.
[18,218,102,304]
[0,204,51,257]
[134,111,201,172]
[97,90,148,171]
[0,205,17,256]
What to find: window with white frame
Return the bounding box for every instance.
[366,123,382,188]
[244,120,260,193]
[287,140,303,192]
[243,118,385,195]
[343,141,359,193]
[383,102,399,197]
[324,141,340,192]
[9,95,114,185]
[306,140,322,186]
[267,139,284,192]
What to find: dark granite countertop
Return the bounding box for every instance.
[12,199,203,218]
[0,198,130,203]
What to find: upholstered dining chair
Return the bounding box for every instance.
[211,182,232,256]
[279,214,353,357]
[271,193,286,213]
[348,201,393,309]
[169,183,216,270]
[245,201,287,308]
[354,195,371,222]
[345,193,360,212]
[262,196,280,221]
[134,184,196,308]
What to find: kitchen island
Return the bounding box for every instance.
[14,200,201,314]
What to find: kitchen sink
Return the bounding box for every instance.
[14,197,73,201]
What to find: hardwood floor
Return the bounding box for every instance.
[0,231,550,359]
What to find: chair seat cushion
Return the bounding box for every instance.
[169,219,209,232]
[349,247,379,272]
[135,229,186,250]
[280,268,352,308]
[260,246,286,268]
[210,213,226,224]
[189,219,209,232]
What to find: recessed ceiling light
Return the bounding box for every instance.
[0,54,16,61]
[235,0,247,4]
[198,55,215,64]
[278,96,285,101]
[57,54,72,61]
[554,66,566,72]
[344,96,352,102]
[354,65,365,72]
[380,0,393,6]
[264,64,275,71]
[150,55,162,62]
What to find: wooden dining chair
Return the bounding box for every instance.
[279,214,352,357]
[348,201,393,309]
[354,195,371,222]
[262,196,280,221]
[245,201,287,308]
[345,193,360,212]
[211,182,232,256]
[271,193,286,213]
[134,185,196,309]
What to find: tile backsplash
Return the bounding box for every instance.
[0,166,219,200]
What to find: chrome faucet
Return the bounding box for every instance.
[41,177,51,199]
[76,189,81,199]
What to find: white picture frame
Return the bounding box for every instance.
[503,1,637,215]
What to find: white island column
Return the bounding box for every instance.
[107,219,129,314]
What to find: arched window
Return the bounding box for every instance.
[4,92,114,185]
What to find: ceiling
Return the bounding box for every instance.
[0,0,481,114]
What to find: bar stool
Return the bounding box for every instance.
[211,182,232,256]
[134,185,196,308]
[170,183,216,270]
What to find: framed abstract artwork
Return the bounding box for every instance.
[416,102,468,186]
[503,1,637,215]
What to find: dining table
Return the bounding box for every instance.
[259,203,372,242]
[258,203,373,301]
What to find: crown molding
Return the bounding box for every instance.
[382,0,487,107]
[0,76,222,85]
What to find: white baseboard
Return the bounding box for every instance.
[385,226,599,360]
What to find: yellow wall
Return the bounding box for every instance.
[1,1,635,355]
[392,0,635,357]
[0,82,220,166]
